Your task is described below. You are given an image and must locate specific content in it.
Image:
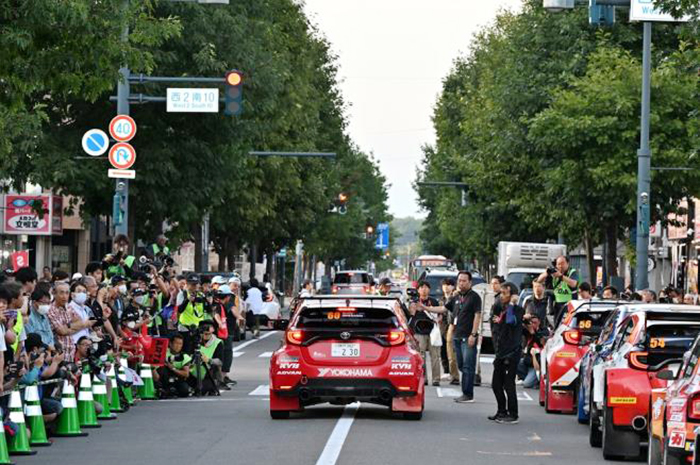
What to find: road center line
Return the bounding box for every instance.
[315,403,360,465]
[233,330,278,352]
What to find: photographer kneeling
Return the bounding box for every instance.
[190,322,226,395]
[155,334,191,398]
[517,314,548,389]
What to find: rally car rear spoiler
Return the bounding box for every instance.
[645,311,700,322]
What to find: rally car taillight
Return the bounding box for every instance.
[388,330,406,346]
[688,395,700,420]
[563,330,582,345]
[627,351,649,370]
[331,286,339,294]
[286,330,304,345]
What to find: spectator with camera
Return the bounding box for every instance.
[536,256,578,327]
[518,314,548,389]
[83,276,119,352]
[24,333,65,426]
[490,282,525,424]
[191,321,226,394]
[25,286,55,349]
[155,334,191,398]
[177,274,206,353]
[440,277,460,386]
[103,234,136,279]
[212,285,243,387]
[407,281,444,387]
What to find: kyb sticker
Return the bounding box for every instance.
[318,368,373,378]
[391,363,412,370]
[279,362,300,369]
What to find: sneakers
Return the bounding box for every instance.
[432,381,440,387]
[496,415,519,424]
[515,379,524,386]
[454,395,474,403]
[488,412,505,421]
[450,379,460,386]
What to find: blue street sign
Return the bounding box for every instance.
[375,223,389,251]
[82,129,109,157]
[278,248,287,258]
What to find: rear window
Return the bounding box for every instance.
[297,307,399,330]
[333,273,369,284]
[572,311,612,337]
[644,324,700,366]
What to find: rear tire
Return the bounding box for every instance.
[545,373,554,413]
[663,440,683,465]
[270,410,290,420]
[602,405,624,460]
[589,390,602,448]
[648,435,662,465]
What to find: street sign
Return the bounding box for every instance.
[108,169,136,179]
[81,129,109,156]
[278,248,287,258]
[375,223,390,251]
[108,143,136,170]
[630,0,691,22]
[109,115,137,142]
[167,88,219,113]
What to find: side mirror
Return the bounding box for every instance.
[657,370,676,381]
[273,319,289,331]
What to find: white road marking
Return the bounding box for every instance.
[480,355,494,365]
[158,398,269,402]
[436,387,462,398]
[232,352,245,358]
[529,433,542,442]
[477,451,552,457]
[249,385,270,396]
[315,403,360,465]
[258,351,273,358]
[518,391,534,402]
[232,330,278,352]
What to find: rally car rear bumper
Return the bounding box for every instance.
[274,379,417,402]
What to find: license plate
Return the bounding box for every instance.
[331,343,360,358]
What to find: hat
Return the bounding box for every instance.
[379,277,392,286]
[71,272,83,281]
[110,275,127,286]
[26,333,47,352]
[228,277,241,285]
[186,273,200,284]
[216,285,234,295]
[212,276,227,285]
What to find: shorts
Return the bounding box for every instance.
[41,398,64,416]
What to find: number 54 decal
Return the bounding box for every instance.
[650,338,666,349]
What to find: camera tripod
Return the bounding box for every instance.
[189,326,220,397]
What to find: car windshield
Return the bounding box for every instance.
[645,324,700,367]
[571,311,612,338]
[333,273,369,284]
[296,306,399,330]
[506,272,539,291]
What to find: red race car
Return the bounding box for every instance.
[539,300,618,413]
[648,332,700,465]
[591,305,700,460]
[269,296,425,420]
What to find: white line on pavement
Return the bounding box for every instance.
[315,403,360,465]
[158,398,269,402]
[479,355,494,365]
[232,352,245,358]
[248,385,270,396]
[517,391,534,402]
[232,330,278,352]
[258,351,273,358]
[436,387,461,398]
[477,451,552,457]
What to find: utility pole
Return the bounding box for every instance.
[115,0,130,238]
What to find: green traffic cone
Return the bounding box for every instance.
[7,390,36,456]
[77,370,100,429]
[137,364,157,400]
[24,385,50,447]
[0,407,15,465]
[107,365,124,413]
[118,359,134,405]
[55,380,88,437]
[93,374,116,420]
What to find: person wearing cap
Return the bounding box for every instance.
[150,234,170,259]
[103,234,136,279]
[213,285,243,388]
[177,274,206,353]
[211,276,227,291]
[227,277,244,340]
[376,277,392,296]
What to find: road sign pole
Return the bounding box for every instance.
[634,21,652,291]
[114,0,130,238]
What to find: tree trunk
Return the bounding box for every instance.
[227,246,237,273]
[605,222,618,278]
[584,228,596,285]
[193,226,202,273]
[217,237,229,272]
[249,243,258,280]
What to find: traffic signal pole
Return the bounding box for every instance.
[635,21,652,291]
[115,0,130,237]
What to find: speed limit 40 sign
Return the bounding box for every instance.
[109,115,137,142]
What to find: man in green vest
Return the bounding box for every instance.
[177,274,206,353]
[104,234,136,279]
[150,234,170,259]
[536,255,579,327]
[155,334,191,398]
[192,322,225,394]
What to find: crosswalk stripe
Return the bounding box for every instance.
[258,351,273,358]
[249,385,269,396]
[232,352,245,358]
[436,387,461,398]
[518,391,534,402]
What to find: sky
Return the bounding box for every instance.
[302,0,524,219]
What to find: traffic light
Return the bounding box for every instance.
[589,0,615,26]
[224,70,243,116]
[366,224,375,235]
[338,192,348,215]
[112,192,125,227]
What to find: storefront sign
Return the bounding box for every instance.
[668,201,689,241]
[3,194,63,236]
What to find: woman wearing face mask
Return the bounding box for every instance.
[67,281,97,345]
[25,286,56,350]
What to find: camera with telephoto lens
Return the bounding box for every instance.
[167,353,185,364]
[5,362,21,380]
[89,315,105,328]
[546,260,558,276]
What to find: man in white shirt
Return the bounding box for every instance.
[245,278,264,338]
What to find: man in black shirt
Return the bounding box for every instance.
[525,280,550,325]
[444,271,482,403]
[490,282,524,424]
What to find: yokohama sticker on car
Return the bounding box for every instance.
[317,368,374,378]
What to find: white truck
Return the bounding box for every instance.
[497,241,567,291]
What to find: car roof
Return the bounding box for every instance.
[570,299,623,313]
[421,270,458,277]
[296,296,400,310]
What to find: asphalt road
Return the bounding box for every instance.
[17,332,618,465]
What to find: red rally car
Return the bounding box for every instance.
[269,296,425,420]
[591,305,700,460]
[649,332,700,465]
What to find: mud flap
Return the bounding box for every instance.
[269,389,301,412]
